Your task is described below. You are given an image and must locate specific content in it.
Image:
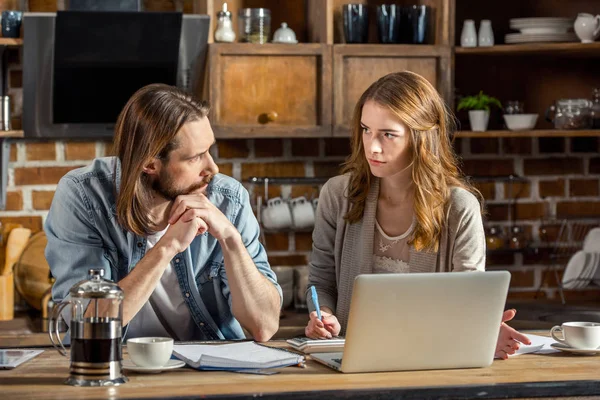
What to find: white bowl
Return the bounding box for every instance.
[503,114,538,131]
[127,337,174,368]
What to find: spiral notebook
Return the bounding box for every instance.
[172,342,304,370]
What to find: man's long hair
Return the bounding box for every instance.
[342,71,483,252]
[113,84,209,236]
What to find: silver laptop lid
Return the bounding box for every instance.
[341,271,510,373]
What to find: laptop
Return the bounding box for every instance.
[311,271,510,373]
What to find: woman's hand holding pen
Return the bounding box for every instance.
[305,310,341,339]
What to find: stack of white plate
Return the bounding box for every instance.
[562,227,600,290]
[506,17,576,44]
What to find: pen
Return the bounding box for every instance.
[310,285,322,321]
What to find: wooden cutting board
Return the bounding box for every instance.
[13,232,51,311]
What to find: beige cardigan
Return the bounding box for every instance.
[307,174,486,334]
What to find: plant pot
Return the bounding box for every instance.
[468,110,490,132]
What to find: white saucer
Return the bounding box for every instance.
[122,359,186,373]
[550,343,600,355]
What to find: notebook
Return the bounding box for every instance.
[172,341,304,370]
[286,337,345,354]
[0,349,44,369]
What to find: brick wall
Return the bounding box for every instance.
[3,136,600,301]
[456,136,600,301]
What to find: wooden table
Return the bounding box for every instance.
[2,338,600,400]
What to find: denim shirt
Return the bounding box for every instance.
[45,157,282,340]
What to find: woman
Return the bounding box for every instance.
[304,71,530,360]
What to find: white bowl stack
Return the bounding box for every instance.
[506,18,577,44]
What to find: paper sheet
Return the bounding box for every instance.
[508,334,559,357]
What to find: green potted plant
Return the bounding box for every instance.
[457,91,502,132]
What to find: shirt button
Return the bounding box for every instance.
[137,242,142,248]
[175,258,180,263]
[199,322,205,327]
[185,292,190,298]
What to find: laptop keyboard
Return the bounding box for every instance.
[332,358,343,364]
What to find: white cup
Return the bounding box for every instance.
[290,196,315,229]
[574,13,600,44]
[551,322,600,349]
[261,197,292,230]
[127,337,174,368]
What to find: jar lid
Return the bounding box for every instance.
[238,8,271,17]
[557,99,591,106]
[69,268,124,299]
[488,226,501,235]
[217,2,232,18]
[273,22,298,44]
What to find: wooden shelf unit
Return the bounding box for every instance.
[0,130,23,138]
[0,38,22,47]
[455,42,600,57]
[455,130,600,138]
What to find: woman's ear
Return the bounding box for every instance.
[142,158,161,177]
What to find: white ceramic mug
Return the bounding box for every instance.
[574,13,600,43]
[261,197,292,230]
[551,322,600,349]
[127,337,174,368]
[290,196,315,229]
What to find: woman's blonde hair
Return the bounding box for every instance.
[342,71,483,252]
[113,83,209,236]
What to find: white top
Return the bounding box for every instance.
[373,219,415,274]
[126,227,196,340]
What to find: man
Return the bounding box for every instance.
[45,84,282,342]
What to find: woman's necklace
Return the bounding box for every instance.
[376,219,415,253]
[379,237,401,253]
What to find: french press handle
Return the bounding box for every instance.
[49,301,71,356]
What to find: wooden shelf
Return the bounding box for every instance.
[455,130,600,138]
[0,130,23,138]
[334,44,450,57]
[0,38,22,47]
[455,42,600,56]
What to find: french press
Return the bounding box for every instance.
[49,269,128,386]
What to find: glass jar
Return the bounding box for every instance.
[546,99,593,130]
[214,2,236,43]
[486,226,505,250]
[504,100,524,115]
[238,8,271,44]
[591,88,600,129]
[509,226,527,250]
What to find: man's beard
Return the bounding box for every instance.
[151,170,214,201]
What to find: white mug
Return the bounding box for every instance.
[574,13,600,43]
[261,197,292,230]
[290,196,315,229]
[551,321,600,349]
[127,337,174,368]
